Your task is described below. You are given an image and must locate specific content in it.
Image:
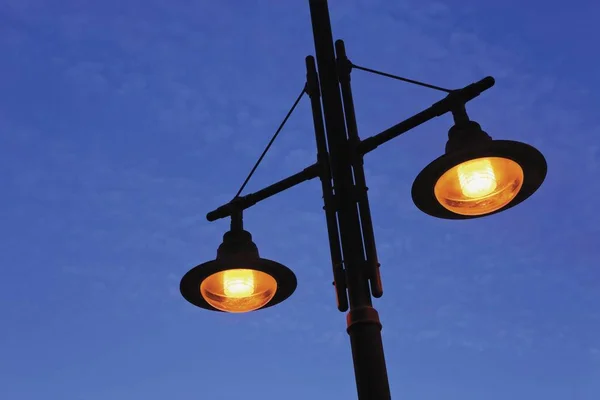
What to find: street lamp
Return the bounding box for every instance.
[180,206,297,313]
[179,1,547,399]
[412,108,547,219]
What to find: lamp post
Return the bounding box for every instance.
[179,1,547,399]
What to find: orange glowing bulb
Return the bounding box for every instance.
[200,269,278,313]
[434,156,524,216]
[223,269,255,298]
[457,158,498,198]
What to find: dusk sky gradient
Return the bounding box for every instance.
[1,0,599,399]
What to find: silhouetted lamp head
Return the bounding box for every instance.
[180,227,297,313]
[412,117,547,219]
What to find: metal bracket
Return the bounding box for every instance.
[330,185,368,211]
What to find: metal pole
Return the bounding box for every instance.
[335,39,383,299]
[307,1,391,399]
[306,55,348,312]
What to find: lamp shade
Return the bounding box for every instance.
[180,229,297,313]
[412,121,547,219]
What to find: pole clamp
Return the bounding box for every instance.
[346,306,382,333]
[329,185,369,211]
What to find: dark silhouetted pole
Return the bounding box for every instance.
[307,1,391,399]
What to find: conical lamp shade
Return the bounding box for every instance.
[412,121,547,219]
[180,229,297,312]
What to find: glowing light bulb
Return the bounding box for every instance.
[223,269,255,298]
[457,158,497,198]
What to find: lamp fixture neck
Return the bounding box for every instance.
[451,104,471,126]
[445,120,493,154]
[217,229,260,260]
[230,198,244,232]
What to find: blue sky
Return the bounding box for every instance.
[1,0,599,399]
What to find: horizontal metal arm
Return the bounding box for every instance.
[206,163,321,221]
[207,76,494,220]
[358,76,495,155]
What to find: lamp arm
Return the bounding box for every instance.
[357,76,495,155]
[206,163,320,221]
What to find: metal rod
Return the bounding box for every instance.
[233,85,307,199]
[358,76,495,155]
[335,39,383,298]
[308,1,391,399]
[206,163,320,221]
[351,63,453,93]
[306,55,349,312]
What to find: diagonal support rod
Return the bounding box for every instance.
[207,163,320,221]
[233,84,307,199]
[351,62,453,93]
